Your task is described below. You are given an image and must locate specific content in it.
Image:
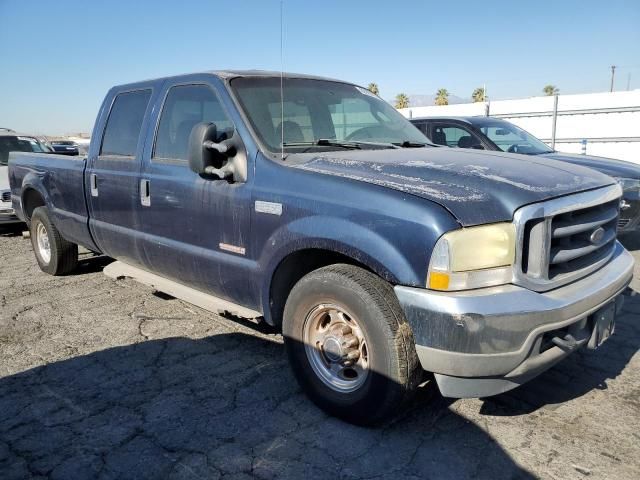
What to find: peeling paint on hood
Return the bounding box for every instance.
[290,147,615,226]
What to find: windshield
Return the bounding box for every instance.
[0,136,40,165]
[470,119,553,155]
[231,77,429,154]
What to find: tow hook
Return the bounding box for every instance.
[552,334,578,351]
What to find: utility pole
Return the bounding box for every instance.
[610,65,616,92]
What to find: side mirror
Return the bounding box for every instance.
[471,144,485,150]
[187,122,247,182]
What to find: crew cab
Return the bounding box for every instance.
[410,116,640,234]
[8,71,634,424]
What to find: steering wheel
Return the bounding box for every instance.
[507,144,520,153]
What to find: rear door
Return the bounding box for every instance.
[86,88,153,265]
[136,80,254,305]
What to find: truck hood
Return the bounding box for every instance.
[292,148,615,226]
[0,166,9,191]
[539,152,640,179]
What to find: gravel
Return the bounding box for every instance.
[1,226,639,479]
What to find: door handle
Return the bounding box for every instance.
[140,179,151,207]
[90,173,98,197]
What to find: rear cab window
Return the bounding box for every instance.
[100,89,152,158]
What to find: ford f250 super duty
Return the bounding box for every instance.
[8,71,634,425]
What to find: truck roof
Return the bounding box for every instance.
[111,70,353,92]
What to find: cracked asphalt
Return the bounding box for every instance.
[1,226,639,480]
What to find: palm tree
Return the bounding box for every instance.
[472,87,486,102]
[395,93,410,109]
[543,85,559,96]
[435,88,449,106]
[367,83,380,96]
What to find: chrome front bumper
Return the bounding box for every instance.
[394,241,634,398]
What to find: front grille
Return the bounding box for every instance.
[1,191,10,202]
[548,200,618,280]
[514,185,622,291]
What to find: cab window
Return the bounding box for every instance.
[100,89,152,157]
[154,84,232,162]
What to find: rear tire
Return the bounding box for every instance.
[30,207,78,275]
[283,264,421,425]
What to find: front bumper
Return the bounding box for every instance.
[394,241,634,398]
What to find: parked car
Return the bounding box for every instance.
[50,140,79,156]
[1,131,52,226]
[411,116,640,234]
[8,71,633,424]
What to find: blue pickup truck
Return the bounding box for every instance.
[8,71,634,424]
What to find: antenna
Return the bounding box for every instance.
[280,0,285,160]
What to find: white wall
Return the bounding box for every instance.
[399,90,640,164]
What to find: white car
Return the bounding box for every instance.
[0,131,46,226]
[0,166,20,226]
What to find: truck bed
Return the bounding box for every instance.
[8,152,95,250]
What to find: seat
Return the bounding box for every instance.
[431,128,447,146]
[457,135,474,148]
[275,121,305,144]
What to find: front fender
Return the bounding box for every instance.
[258,215,427,323]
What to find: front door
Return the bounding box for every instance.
[137,82,254,306]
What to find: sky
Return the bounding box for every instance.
[1,0,639,135]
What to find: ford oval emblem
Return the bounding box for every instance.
[590,227,606,245]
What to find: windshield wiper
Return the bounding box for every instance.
[283,139,361,150]
[393,141,429,148]
[283,139,401,152]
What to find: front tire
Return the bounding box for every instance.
[283,264,421,425]
[30,207,78,275]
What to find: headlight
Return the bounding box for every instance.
[427,223,515,291]
[615,177,640,193]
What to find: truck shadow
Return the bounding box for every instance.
[75,253,114,275]
[0,225,25,237]
[480,290,640,416]
[0,333,535,480]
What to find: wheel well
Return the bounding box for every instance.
[22,188,46,221]
[268,249,375,329]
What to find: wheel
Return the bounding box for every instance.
[282,264,421,425]
[30,207,78,275]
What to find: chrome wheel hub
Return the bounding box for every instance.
[303,304,370,393]
[36,223,51,264]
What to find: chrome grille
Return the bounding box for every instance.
[1,191,10,202]
[513,185,622,292]
[548,200,618,280]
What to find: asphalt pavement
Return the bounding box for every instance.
[1,227,639,479]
